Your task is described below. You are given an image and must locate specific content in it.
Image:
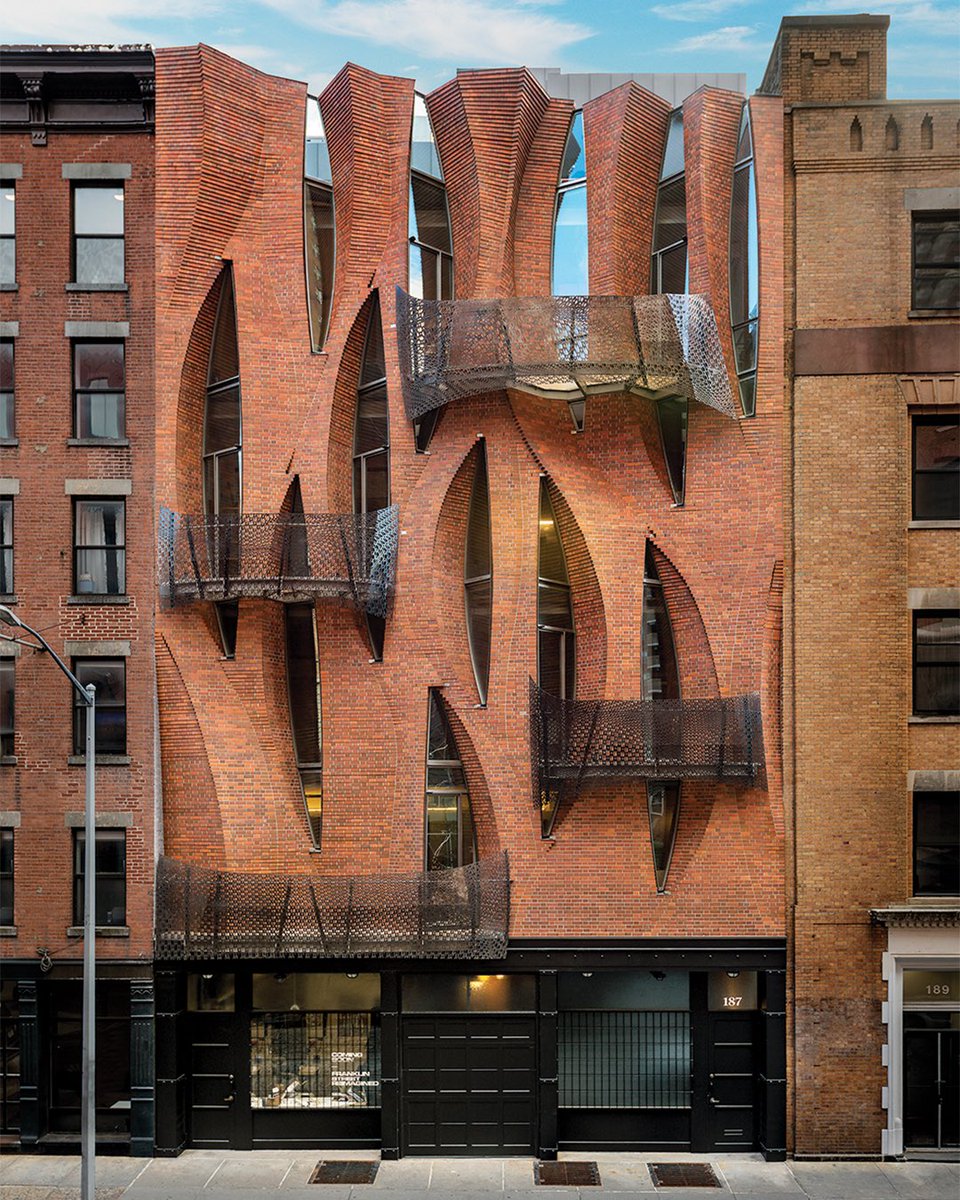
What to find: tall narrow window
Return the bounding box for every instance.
[913,212,960,311]
[304,98,335,352]
[284,603,323,848]
[647,781,681,893]
[912,414,959,521]
[464,443,492,705]
[0,340,14,440]
[537,482,575,700]
[425,689,476,871]
[354,297,390,661]
[73,659,126,756]
[0,181,14,285]
[729,103,760,417]
[651,111,687,294]
[642,544,679,702]
[73,184,124,285]
[552,111,588,296]
[0,658,12,756]
[73,341,125,440]
[74,499,125,596]
[0,831,11,925]
[657,397,688,507]
[0,499,12,596]
[203,268,242,519]
[913,791,959,896]
[73,829,126,926]
[913,611,960,716]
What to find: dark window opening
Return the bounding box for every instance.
[73,829,126,927]
[657,398,687,506]
[537,482,576,702]
[651,111,687,296]
[285,603,323,848]
[72,658,126,756]
[0,657,13,757]
[913,212,959,310]
[203,268,242,520]
[73,340,125,440]
[913,414,959,521]
[913,610,960,716]
[647,780,681,893]
[914,791,959,895]
[642,544,679,702]
[354,297,390,661]
[47,980,130,1134]
[0,339,14,440]
[465,443,492,705]
[729,103,759,417]
[305,182,335,352]
[425,689,476,871]
[0,979,19,1134]
[0,498,12,595]
[74,498,125,596]
[72,184,124,285]
[0,830,12,925]
[215,600,239,658]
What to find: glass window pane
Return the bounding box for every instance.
[558,970,690,1011]
[362,452,389,512]
[252,973,380,1012]
[187,973,236,1012]
[660,110,684,181]
[467,974,535,1012]
[285,604,321,766]
[733,320,758,375]
[411,95,443,178]
[76,500,124,547]
[0,188,13,238]
[75,343,124,390]
[76,393,124,440]
[647,781,681,890]
[208,270,240,384]
[94,830,125,875]
[305,99,332,184]
[74,187,124,235]
[738,373,757,419]
[736,105,753,163]
[466,578,492,703]
[538,485,568,584]
[914,217,959,266]
[552,186,588,296]
[653,177,687,253]
[215,451,241,516]
[465,450,491,580]
[657,398,687,507]
[657,243,687,295]
[204,386,241,454]
[305,184,335,350]
[250,1011,381,1109]
[410,175,451,254]
[914,268,959,311]
[0,241,14,285]
[0,830,12,876]
[915,612,960,715]
[354,385,388,455]
[0,343,11,393]
[560,111,586,182]
[539,583,573,628]
[75,239,124,285]
[427,792,460,870]
[359,302,386,386]
[76,659,125,705]
[914,791,960,895]
[538,628,563,697]
[402,974,468,1011]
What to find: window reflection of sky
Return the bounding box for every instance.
[553,186,588,295]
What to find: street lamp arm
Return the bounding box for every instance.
[0,616,92,703]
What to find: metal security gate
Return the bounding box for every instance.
[401,1016,536,1154]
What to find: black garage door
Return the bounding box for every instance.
[401,1015,537,1154]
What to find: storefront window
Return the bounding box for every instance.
[187,973,235,1012]
[402,973,536,1012]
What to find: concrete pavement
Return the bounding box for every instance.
[0,1151,957,1200]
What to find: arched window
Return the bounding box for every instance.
[424,689,477,870]
[464,442,492,705]
[642,543,679,702]
[284,602,323,848]
[651,110,687,294]
[552,110,588,296]
[353,296,390,660]
[537,481,575,700]
[729,103,759,417]
[304,97,335,352]
[203,267,241,519]
[409,95,453,450]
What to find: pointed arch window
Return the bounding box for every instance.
[464,442,492,705]
[304,96,335,352]
[354,297,390,660]
[657,397,688,507]
[552,110,588,296]
[285,602,323,848]
[538,482,575,701]
[642,543,679,702]
[203,267,241,519]
[425,689,476,871]
[729,103,759,417]
[651,110,687,294]
[647,781,680,893]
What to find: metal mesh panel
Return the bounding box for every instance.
[396,287,735,420]
[154,853,509,961]
[530,680,764,809]
[158,505,398,617]
[559,1011,691,1109]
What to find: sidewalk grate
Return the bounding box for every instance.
[308,1161,380,1185]
[535,1160,601,1186]
[650,1162,721,1188]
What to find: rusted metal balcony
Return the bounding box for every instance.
[530,681,764,807]
[154,852,510,960]
[158,505,399,617]
[396,288,736,422]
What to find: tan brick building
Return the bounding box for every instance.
[772,15,960,1158]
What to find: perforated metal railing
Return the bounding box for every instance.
[396,288,735,420]
[158,505,399,617]
[530,681,764,807]
[154,852,510,961]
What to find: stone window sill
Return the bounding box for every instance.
[908,520,960,529]
[65,283,128,293]
[0,440,18,449]
[0,926,16,937]
[908,308,959,319]
[0,595,17,606]
[67,925,129,938]
[909,715,960,724]
[0,284,17,293]
[0,756,17,767]
[67,438,130,449]
[67,754,131,766]
[67,595,131,606]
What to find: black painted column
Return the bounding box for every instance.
[689,971,711,1152]
[130,978,156,1156]
[153,969,186,1157]
[759,968,787,1161]
[16,978,40,1145]
[537,969,558,1160]
[380,972,400,1159]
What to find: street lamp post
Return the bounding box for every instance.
[0,607,97,1200]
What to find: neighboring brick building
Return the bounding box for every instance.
[771,16,960,1158]
[0,48,157,1152]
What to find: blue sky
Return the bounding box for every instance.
[5,0,958,98]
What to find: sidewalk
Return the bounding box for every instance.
[0,1150,957,1200]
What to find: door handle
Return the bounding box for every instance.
[223,1093,236,1104]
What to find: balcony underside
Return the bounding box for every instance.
[158,506,398,618]
[530,682,765,807]
[154,852,510,961]
[397,288,736,421]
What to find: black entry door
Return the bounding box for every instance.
[706,1012,757,1150]
[401,1015,536,1154]
[188,1011,250,1149]
[905,1027,960,1149]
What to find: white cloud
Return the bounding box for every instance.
[792,0,960,35]
[670,24,763,53]
[2,0,219,44]
[650,0,749,23]
[257,0,594,65]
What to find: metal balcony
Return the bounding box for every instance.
[158,505,399,617]
[396,288,735,422]
[154,852,510,960]
[530,681,764,806]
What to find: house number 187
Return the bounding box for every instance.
[723,996,743,1007]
